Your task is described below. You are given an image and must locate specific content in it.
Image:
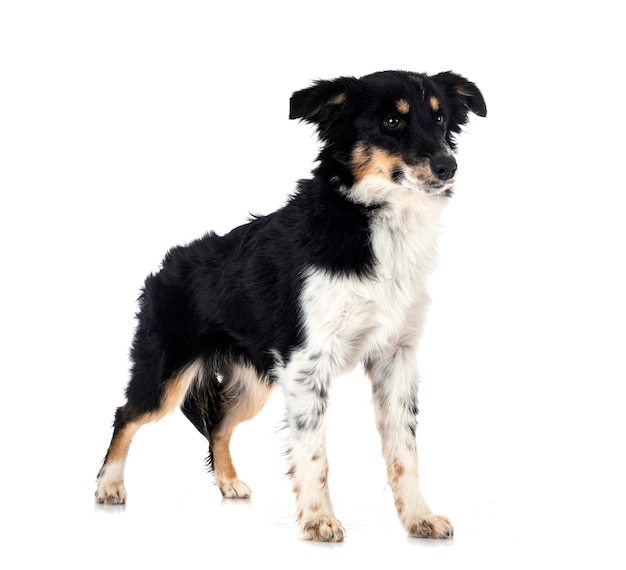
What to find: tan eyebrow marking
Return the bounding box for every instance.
[429,96,440,112]
[396,99,410,114]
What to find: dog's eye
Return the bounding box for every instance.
[435,113,446,126]
[384,115,403,130]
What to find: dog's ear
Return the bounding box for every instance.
[289,76,362,138]
[431,71,487,124]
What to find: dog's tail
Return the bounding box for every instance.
[181,370,225,470]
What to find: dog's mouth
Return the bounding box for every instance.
[396,163,456,196]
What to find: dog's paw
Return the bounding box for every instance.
[301,516,346,542]
[95,480,127,505]
[218,478,252,499]
[407,514,454,539]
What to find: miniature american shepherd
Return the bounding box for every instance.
[96,69,486,541]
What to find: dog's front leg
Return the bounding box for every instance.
[366,342,454,539]
[281,361,345,542]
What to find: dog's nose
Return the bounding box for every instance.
[430,155,457,181]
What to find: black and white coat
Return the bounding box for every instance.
[96,70,486,542]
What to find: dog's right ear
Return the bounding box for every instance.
[289,77,362,138]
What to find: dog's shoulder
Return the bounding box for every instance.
[289,177,379,277]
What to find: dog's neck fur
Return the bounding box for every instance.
[353,175,445,283]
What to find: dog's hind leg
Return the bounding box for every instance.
[95,360,201,504]
[212,364,274,498]
[182,362,273,498]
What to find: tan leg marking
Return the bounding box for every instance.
[212,365,272,498]
[96,362,201,504]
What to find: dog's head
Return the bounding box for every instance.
[290,70,486,198]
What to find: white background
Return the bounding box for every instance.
[1,1,625,568]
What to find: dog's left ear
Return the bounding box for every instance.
[431,71,487,125]
[289,76,362,139]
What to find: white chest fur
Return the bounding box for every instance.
[297,181,446,376]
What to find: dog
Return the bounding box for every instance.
[96,70,486,542]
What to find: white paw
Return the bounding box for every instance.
[95,462,127,504]
[407,514,454,539]
[218,478,252,499]
[95,479,127,504]
[300,516,346,542]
